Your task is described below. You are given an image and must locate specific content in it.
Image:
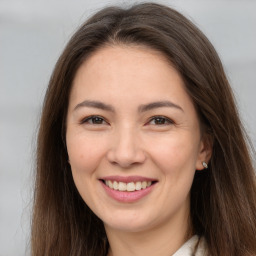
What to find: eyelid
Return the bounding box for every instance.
[80,115,109,125]
[146,115,175,125]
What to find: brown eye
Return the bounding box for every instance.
[148,116,174,125]
[81,116,107,125]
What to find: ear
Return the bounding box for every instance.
[195,134,213,170]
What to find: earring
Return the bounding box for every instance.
[202,162,208,169]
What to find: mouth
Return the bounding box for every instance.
[99,176,158,201]
[100,177,158,202]
[101,179,157,192]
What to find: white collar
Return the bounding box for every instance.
[172,235,207,256]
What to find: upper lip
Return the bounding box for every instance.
[100,175,157,183]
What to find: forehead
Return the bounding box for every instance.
[70,45,187,101]
[81,44,173,70]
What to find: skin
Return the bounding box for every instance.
[66,45,212,256]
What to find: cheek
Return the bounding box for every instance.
[66,133,107,176]
[147,132,200,176]
[66,134,108,206]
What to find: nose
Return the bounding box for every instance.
[106,127,146,168]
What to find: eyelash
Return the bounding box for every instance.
[147,116,174,126]
[80,115,108,125]
[80,115,174,126]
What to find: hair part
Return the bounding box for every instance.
[32,3,256,256]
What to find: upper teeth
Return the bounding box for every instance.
[105,180,152,192]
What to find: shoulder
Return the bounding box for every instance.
[173,235,208,256]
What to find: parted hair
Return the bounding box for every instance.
[31,3,256,256]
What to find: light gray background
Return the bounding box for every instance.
[1,0,255,255]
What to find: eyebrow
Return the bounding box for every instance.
[138,101,184,113]
[74,100,115,112]
[74,100,183,112]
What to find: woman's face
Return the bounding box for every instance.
[66,45,209,234]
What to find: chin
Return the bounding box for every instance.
[102,211,158,233]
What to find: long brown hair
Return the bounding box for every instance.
[32,3,256,255]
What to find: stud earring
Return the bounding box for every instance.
[202,161,208,169]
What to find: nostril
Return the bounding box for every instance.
[106,149,146,168]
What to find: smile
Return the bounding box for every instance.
[100,176,157,203]
[104,180,152,192]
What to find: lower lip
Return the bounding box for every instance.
[101,181,156,203]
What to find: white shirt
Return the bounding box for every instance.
[172,235,207,256]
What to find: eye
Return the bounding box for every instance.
[147,116,174,125]
[80,115,108,125]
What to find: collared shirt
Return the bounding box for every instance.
[173,235,207,256]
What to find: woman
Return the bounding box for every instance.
[31,3,256,256]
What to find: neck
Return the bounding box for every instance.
[105,208,192,256]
